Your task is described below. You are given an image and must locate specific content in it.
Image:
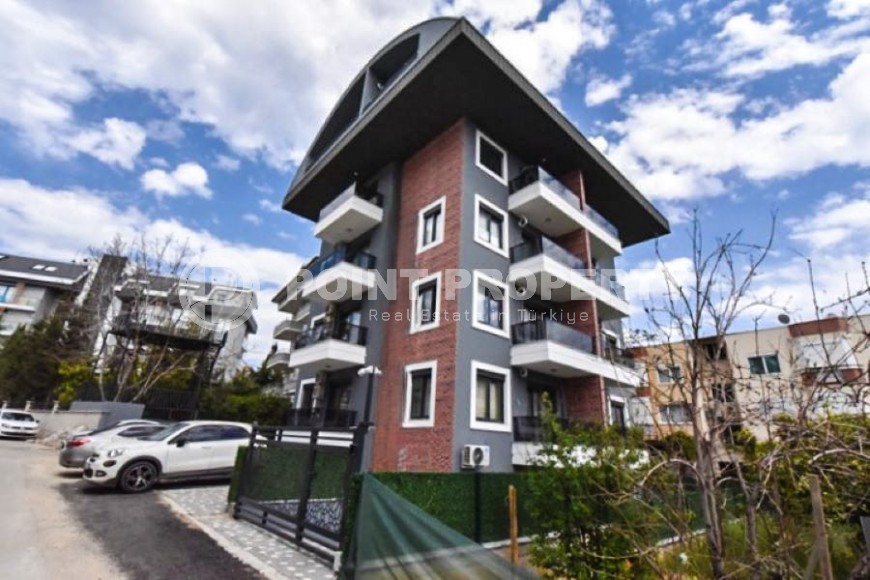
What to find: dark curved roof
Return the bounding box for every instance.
[284,17,669,247]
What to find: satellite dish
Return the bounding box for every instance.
[777,313,791,325]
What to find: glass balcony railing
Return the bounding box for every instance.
[307,247,377,278]
[513,415,570,442]
[294,319,368,350]
[510,235,625,300]
[510,235,587,270]
[318,183,383,222]
[508,166,619,239]
[511,318,596,354]
[284,408,358,428]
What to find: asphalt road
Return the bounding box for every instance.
[0,438,264,580]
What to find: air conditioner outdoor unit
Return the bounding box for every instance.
[460,444,491,469]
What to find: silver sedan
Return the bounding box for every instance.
[58,421,167,468]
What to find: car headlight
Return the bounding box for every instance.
[106,448,126,458]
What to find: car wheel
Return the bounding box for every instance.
[118,461,158,493]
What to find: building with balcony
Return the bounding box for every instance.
[272,17,670,471]
[630,314,870,447]
[0,253,89,346]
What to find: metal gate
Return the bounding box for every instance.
[233,424,365,563]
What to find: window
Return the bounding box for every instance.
[703,342,727,360]
[219,426,251,440]
[32,264,46,271]
[657,365,683,384]
[182,425,224,443]
[45,266,57,272]
[471,361,511,431]
[0,284,12,303]
[472,271,509,338]
[416,197,445,253]
[713,383,736,403]
[660,402,691,424]
[610,399,626,430]
[748,354,781,375]
[474,196,508,256]
[475,131,507,184]
[403,361,437,427]
[410,272,441,333]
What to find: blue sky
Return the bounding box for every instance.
[0,0,868,362]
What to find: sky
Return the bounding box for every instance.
[0,0,868,363]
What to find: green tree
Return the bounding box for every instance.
[0,312,69,405]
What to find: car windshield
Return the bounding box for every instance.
[140,422,190,441]
[1,412,35,422]
[88,420,156,437]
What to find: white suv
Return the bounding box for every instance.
[83,420,252,493]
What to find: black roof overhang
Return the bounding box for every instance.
[284,22,670,247]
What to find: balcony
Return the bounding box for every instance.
[265,351,291,370]
[512,415,569,442]
[314,183,384,245]
[288,320,367,372]
[508,166,621,255]
[508,236,630,319]
[510,319,641,386]
[110,314,225,348]
[300,248,377,305]
[0,295,39,312]
[284,408,358,429]
[273,319,305,341]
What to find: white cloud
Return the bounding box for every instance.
[787,190,870,250]
[687,5,870,79]
[141,162,212,199]
[585,73,632,106]
[0,178,304,362]
[605,54,870,201]
[258,199,283,213]
[485,0,615,94]
[828,0,870,19]
[443,0,542,30]
[215,154,241,171]
[242,213,262,226]
[66,118,147,170]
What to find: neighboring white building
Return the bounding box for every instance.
[0,253,89,345]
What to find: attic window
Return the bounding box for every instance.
[32,264,46,270]
[45,266,58,272]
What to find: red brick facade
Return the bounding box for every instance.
[554,169,607,423]
[371,119,466,472]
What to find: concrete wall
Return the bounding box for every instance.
[70,401,144,428]
[31,410,107,436]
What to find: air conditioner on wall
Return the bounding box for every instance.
[460,444,491,469]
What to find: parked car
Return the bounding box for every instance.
[59,422,169,468]
[0,409,39,438]
[83,420,253,493]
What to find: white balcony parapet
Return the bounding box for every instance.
[265,351,291,370]
[288,321,368,372]
[510,319,641,387]
[508,244,630,319]
[508,166,622,255]
[314,184,384,245]
[273,319,305,341]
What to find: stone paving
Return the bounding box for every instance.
[160,485,336,580]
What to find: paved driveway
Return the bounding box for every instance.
[0,439,264,579]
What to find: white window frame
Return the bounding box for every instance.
[747,353,781,375]
[656,365,682,384]
[470,360,511,432]
[472,271,510,339]
[473,195,509,257]
[403,360,437,428]
[309,313,325,329]
[475,130,508,185]
[410,272,441,334]
[296,378,316,410]
[416,196,446,254]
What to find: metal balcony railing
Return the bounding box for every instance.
[513,415,570,442]
[511,319,596,354]
[307,247,377,278]
[318,183,384,222]
[284,408,358,428]
[508,165,619,239]
[294,320,368,350]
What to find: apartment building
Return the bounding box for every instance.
[0,253,89,345]
[100,274,258,381]
[632,315,870,444]
[271,18,670,472]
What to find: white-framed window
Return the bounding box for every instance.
[403,360,437,427]
[472,271,509,338]
[470,360,511,432]
[416,197,445,254]
[474,195,508,257]
[657,365,683,384]
[659,402,691,424]
[748,353,781,375]
[0,284,12,303]
[475,130,507,185]
[410,272,441,334]
[296,378,316,410]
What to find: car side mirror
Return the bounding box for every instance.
[174,437,187,447]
